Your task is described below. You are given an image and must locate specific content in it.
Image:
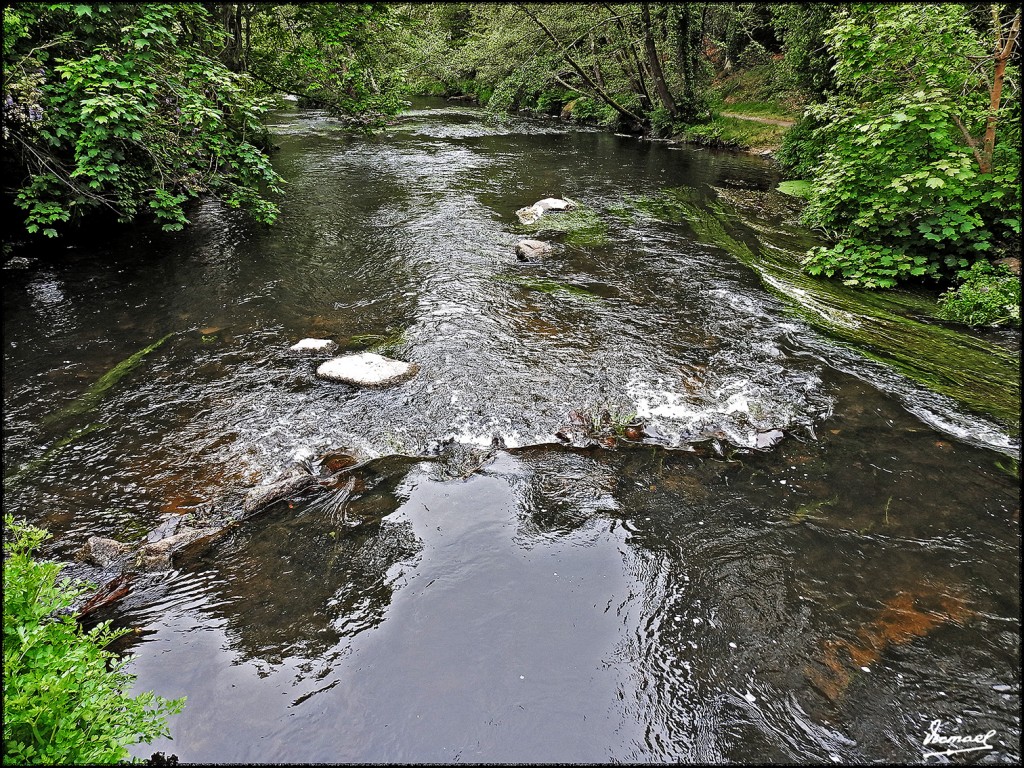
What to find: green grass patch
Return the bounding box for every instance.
[714,61,806,114]
[682,116,790,150]
[719,100,800,121]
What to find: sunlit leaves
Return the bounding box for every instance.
[798,4,1021,288]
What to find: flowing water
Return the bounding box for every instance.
[2,99,1020,763]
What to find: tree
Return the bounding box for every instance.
[516,3,646,127]
[799,3,1021,288]
[243,3,408,124]
[770,3,840,99]
[2,3,284,237]
[952,4,1021,175]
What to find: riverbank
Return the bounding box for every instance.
[669,112,791,156]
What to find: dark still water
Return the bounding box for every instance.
[3,99,1019,763]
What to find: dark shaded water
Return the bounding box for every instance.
[3,99,1020,763]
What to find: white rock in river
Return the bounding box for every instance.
[536,197,576,212]
[515,197,577,224]
[291,338,337,353]
[515,239,553,260]
[317,352,418,386]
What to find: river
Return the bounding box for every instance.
[2,98,1019,763]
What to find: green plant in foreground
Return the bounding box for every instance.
[3,515,184,765]
[937,262,1021,327]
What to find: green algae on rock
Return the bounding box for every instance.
[513,204,609,246]
[636,187,1021,433]
[493,274,604,301]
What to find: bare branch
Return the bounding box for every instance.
[515,4,645,125]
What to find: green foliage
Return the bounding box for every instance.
[803,237,941,290]
[776,180,812,199]
[797,4,1021,288]
[769,3,839,98]
[3,515,185,765]
[648,105,675,138]
[3,3,284,237]
[937,261,1021,326]
[680,122,723,145]
[776,114,828,177]
[247,4,407,125]
[564,96,617,127]
[534,88,574,115]
[679,115,789,151]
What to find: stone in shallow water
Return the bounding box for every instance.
[515,197,576,224]
[317,352,418,386]
[515,239,553,261]
[291,338,338,353]
[755,429,785,450]
[76,536,129,568]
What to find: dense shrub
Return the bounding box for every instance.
[566,95,618,127]
[798,4,1021,289]
[937,262,1021,326]
[801,89,1020,288]
[3,515,184,765]
[2,4,284,236]
[776,114,828,178]
[535,88,574,115]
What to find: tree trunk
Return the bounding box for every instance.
[591,33,605,88]
[641,2,677,117]
[674,5,693,99]
[243,4,252,70]
[614,47,652,109]
[981,6,1021,171]
[603,3,655,107]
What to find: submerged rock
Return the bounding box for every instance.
[241,466,318,516]
[76,536,130,568]
[515,197,577,224]
[755,429,785,450]
[136,526,221,571]
[515,239,553,261]
[290,338,337,353]
[75,525,220,572]
[317,352,418,386]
